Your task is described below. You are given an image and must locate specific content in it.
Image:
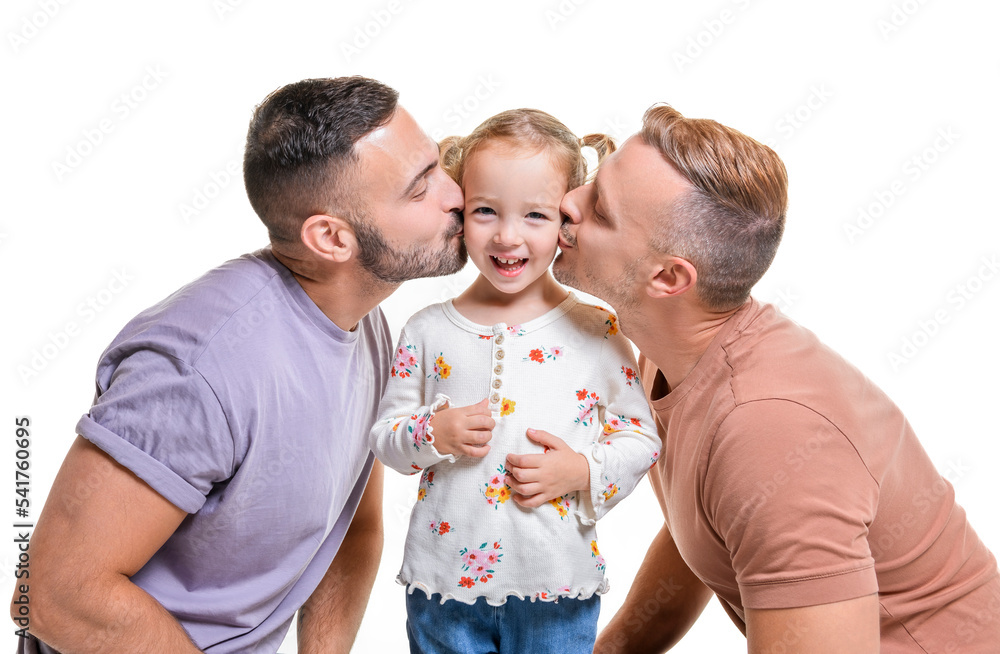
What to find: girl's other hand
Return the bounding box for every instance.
[428,398,495,458]
[505,429,590,506]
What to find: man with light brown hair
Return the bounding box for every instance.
[554,104,1000,653]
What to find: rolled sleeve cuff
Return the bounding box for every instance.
[76,414,206,514]
[739,564,878,610]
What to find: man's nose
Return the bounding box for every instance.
[559,184,586,226]
[441,170,464,215]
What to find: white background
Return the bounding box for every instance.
[2,0,998,651]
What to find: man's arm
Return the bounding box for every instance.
[745,595,880,654]
[594,524,714,654]
[297,460,384,654]
[10,436,200,653]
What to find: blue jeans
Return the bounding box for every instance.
[405,589,600,654]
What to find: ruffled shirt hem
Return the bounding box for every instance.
[397,574,610,606]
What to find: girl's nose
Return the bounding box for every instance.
[494,220,523,246]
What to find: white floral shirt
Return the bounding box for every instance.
[370,293,660,605]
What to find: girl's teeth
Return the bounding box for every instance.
[496,257,521,264]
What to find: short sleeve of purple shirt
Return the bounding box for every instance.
[78,348,233,512]
[29,249,393,654]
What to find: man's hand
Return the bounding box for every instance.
[428,398,495,458]
[505,429,590,507]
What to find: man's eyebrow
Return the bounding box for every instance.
[401,159,437,199]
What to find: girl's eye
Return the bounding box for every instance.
[473,207,496,215]
[527,212,548,220]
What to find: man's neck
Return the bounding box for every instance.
[625,299,744,393]
[271,248,397,332]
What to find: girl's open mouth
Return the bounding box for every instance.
[491,256,527,277]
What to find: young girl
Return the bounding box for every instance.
[370,109,660,654]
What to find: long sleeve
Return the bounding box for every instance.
[380,297,651,607]
[575,325,661,525]
[369,328,456,475]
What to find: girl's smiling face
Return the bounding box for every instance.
[461,142,568,296]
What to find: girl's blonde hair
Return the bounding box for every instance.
[439,108,615,192]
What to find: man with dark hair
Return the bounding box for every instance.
[555,104,1000,653]
[13,76,466,653]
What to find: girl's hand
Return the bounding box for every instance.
[505,429,590,507]
[428,398,495,458]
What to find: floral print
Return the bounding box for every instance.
[524,345,565,364]
[650,451,660,467]
[605,313,618,337]
[575,389,600,426]
[603,414,643,437]
[459,540,503,587]
[427,352,452,381]
[483,465,513,508]
[534,585,573,601]
[590,540,606,572]
[417,468,435,502]
[594,307,619,338]
[369,297,662,606]
[429,520,453,536]
[407,412,432,451]
[548,494,572,520]
[391,343,419,378]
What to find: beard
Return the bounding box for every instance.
[353,212,467,284]
[553,241,641,316]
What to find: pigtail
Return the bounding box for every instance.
[438,135,465,184]
[580,133,617,164]
[577,133,616,184]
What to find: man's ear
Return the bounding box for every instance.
[647,256,697,299]
[299,214,357,264]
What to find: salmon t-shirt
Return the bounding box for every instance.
[640,298,1000,653]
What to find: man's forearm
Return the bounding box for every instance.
[594,525,713,654]
[296,525,383,654]
[27,573,200,654]
[15,436,199,654]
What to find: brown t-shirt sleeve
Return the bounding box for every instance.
[703,399,880,609]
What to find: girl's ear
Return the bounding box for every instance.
[647,256,697,299]
[299,214,358,264]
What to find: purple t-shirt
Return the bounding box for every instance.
[26,249,391,653]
